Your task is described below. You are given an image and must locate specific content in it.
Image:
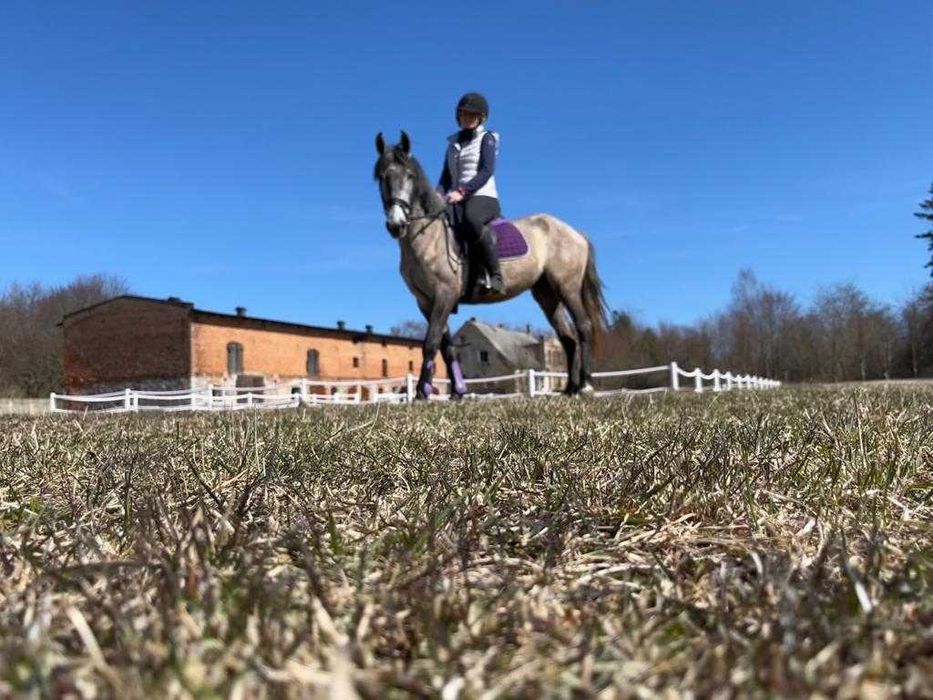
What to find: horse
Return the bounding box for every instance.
[374,130,608,399]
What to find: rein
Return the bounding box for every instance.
[379,160,460,274]
[405,201,462,275]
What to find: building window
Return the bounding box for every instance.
[227,342,244,375]
[306,349,320,376]
[352,356,360,368]
[381,358,388,377]
[480,350,489,364]
[408,360,414,371]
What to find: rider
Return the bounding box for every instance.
[437,92,504,294]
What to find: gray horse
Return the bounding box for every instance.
[374,131,608,399]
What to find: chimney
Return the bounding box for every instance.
[235,306,247,317]
[336,320,346,331]
[167,296,181,303]
[365,324,373,334]
[525,324,531,334]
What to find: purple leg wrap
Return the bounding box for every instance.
[451,360,467,395]
[418,360,435,397]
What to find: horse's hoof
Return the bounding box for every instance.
[580,383,596,396]
[449,392,465,402]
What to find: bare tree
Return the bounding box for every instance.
[899,285,933,377]
[388,319,428,339]
[0,274,129,396]
[598,271,914,384]
[710,270,803,379]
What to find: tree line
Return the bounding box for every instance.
[596,271,933,382]
[597,183,933,381]
[0,275,129,397]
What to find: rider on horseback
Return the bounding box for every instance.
[437,92,505,295]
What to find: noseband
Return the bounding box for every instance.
[383,187,447,239]
[385,196,413,216]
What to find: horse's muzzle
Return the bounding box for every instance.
[385,221,403,238]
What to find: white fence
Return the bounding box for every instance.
[48,362,780,414]
[49,387,300,414]
[0,398,49,415]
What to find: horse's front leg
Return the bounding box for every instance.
[441,328,467,400]
[416,300,455,399]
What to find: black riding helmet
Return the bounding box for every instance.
[456,92,489,122]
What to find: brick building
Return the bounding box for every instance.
[61,295,443,396]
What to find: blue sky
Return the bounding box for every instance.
[2,1,931,332]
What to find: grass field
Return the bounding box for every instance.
[1,387,931,698]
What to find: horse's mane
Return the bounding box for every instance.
[374,146,443,214]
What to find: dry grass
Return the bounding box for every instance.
[1,387,931,698]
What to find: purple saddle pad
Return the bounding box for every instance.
[490,218,529,259]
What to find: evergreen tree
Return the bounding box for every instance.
[916,182,933,273]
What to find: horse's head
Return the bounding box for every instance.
[374,130,418,238]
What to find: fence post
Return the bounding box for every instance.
[712,370,721,392]
[527,369,536,398]
[123,388,131,412]
[669,362,680,391]
[49,392,56,413]
[406,373,415,403]
[694,369,703,393]
[247,392,253,407]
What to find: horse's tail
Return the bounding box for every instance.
[582,239,609,353]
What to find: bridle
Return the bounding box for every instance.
[382,184,447,239]
[377,157,459,274]
[385,196,413,218]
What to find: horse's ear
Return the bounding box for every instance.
[375,132,386,155]
[399,130,411,155]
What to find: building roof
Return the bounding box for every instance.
[456,319,544,368]
[61,295,422,347]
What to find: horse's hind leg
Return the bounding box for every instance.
[531,279,580,394]
[561,291,595,394]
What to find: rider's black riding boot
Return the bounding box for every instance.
[476,227,505,294]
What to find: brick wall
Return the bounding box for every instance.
[61,296,450,397]
[63,298,191,393]
[191,316,446,388]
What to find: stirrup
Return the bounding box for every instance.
[480,270,505,295]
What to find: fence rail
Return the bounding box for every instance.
[48,362,780,414]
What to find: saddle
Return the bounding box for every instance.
[451,217,529,302]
